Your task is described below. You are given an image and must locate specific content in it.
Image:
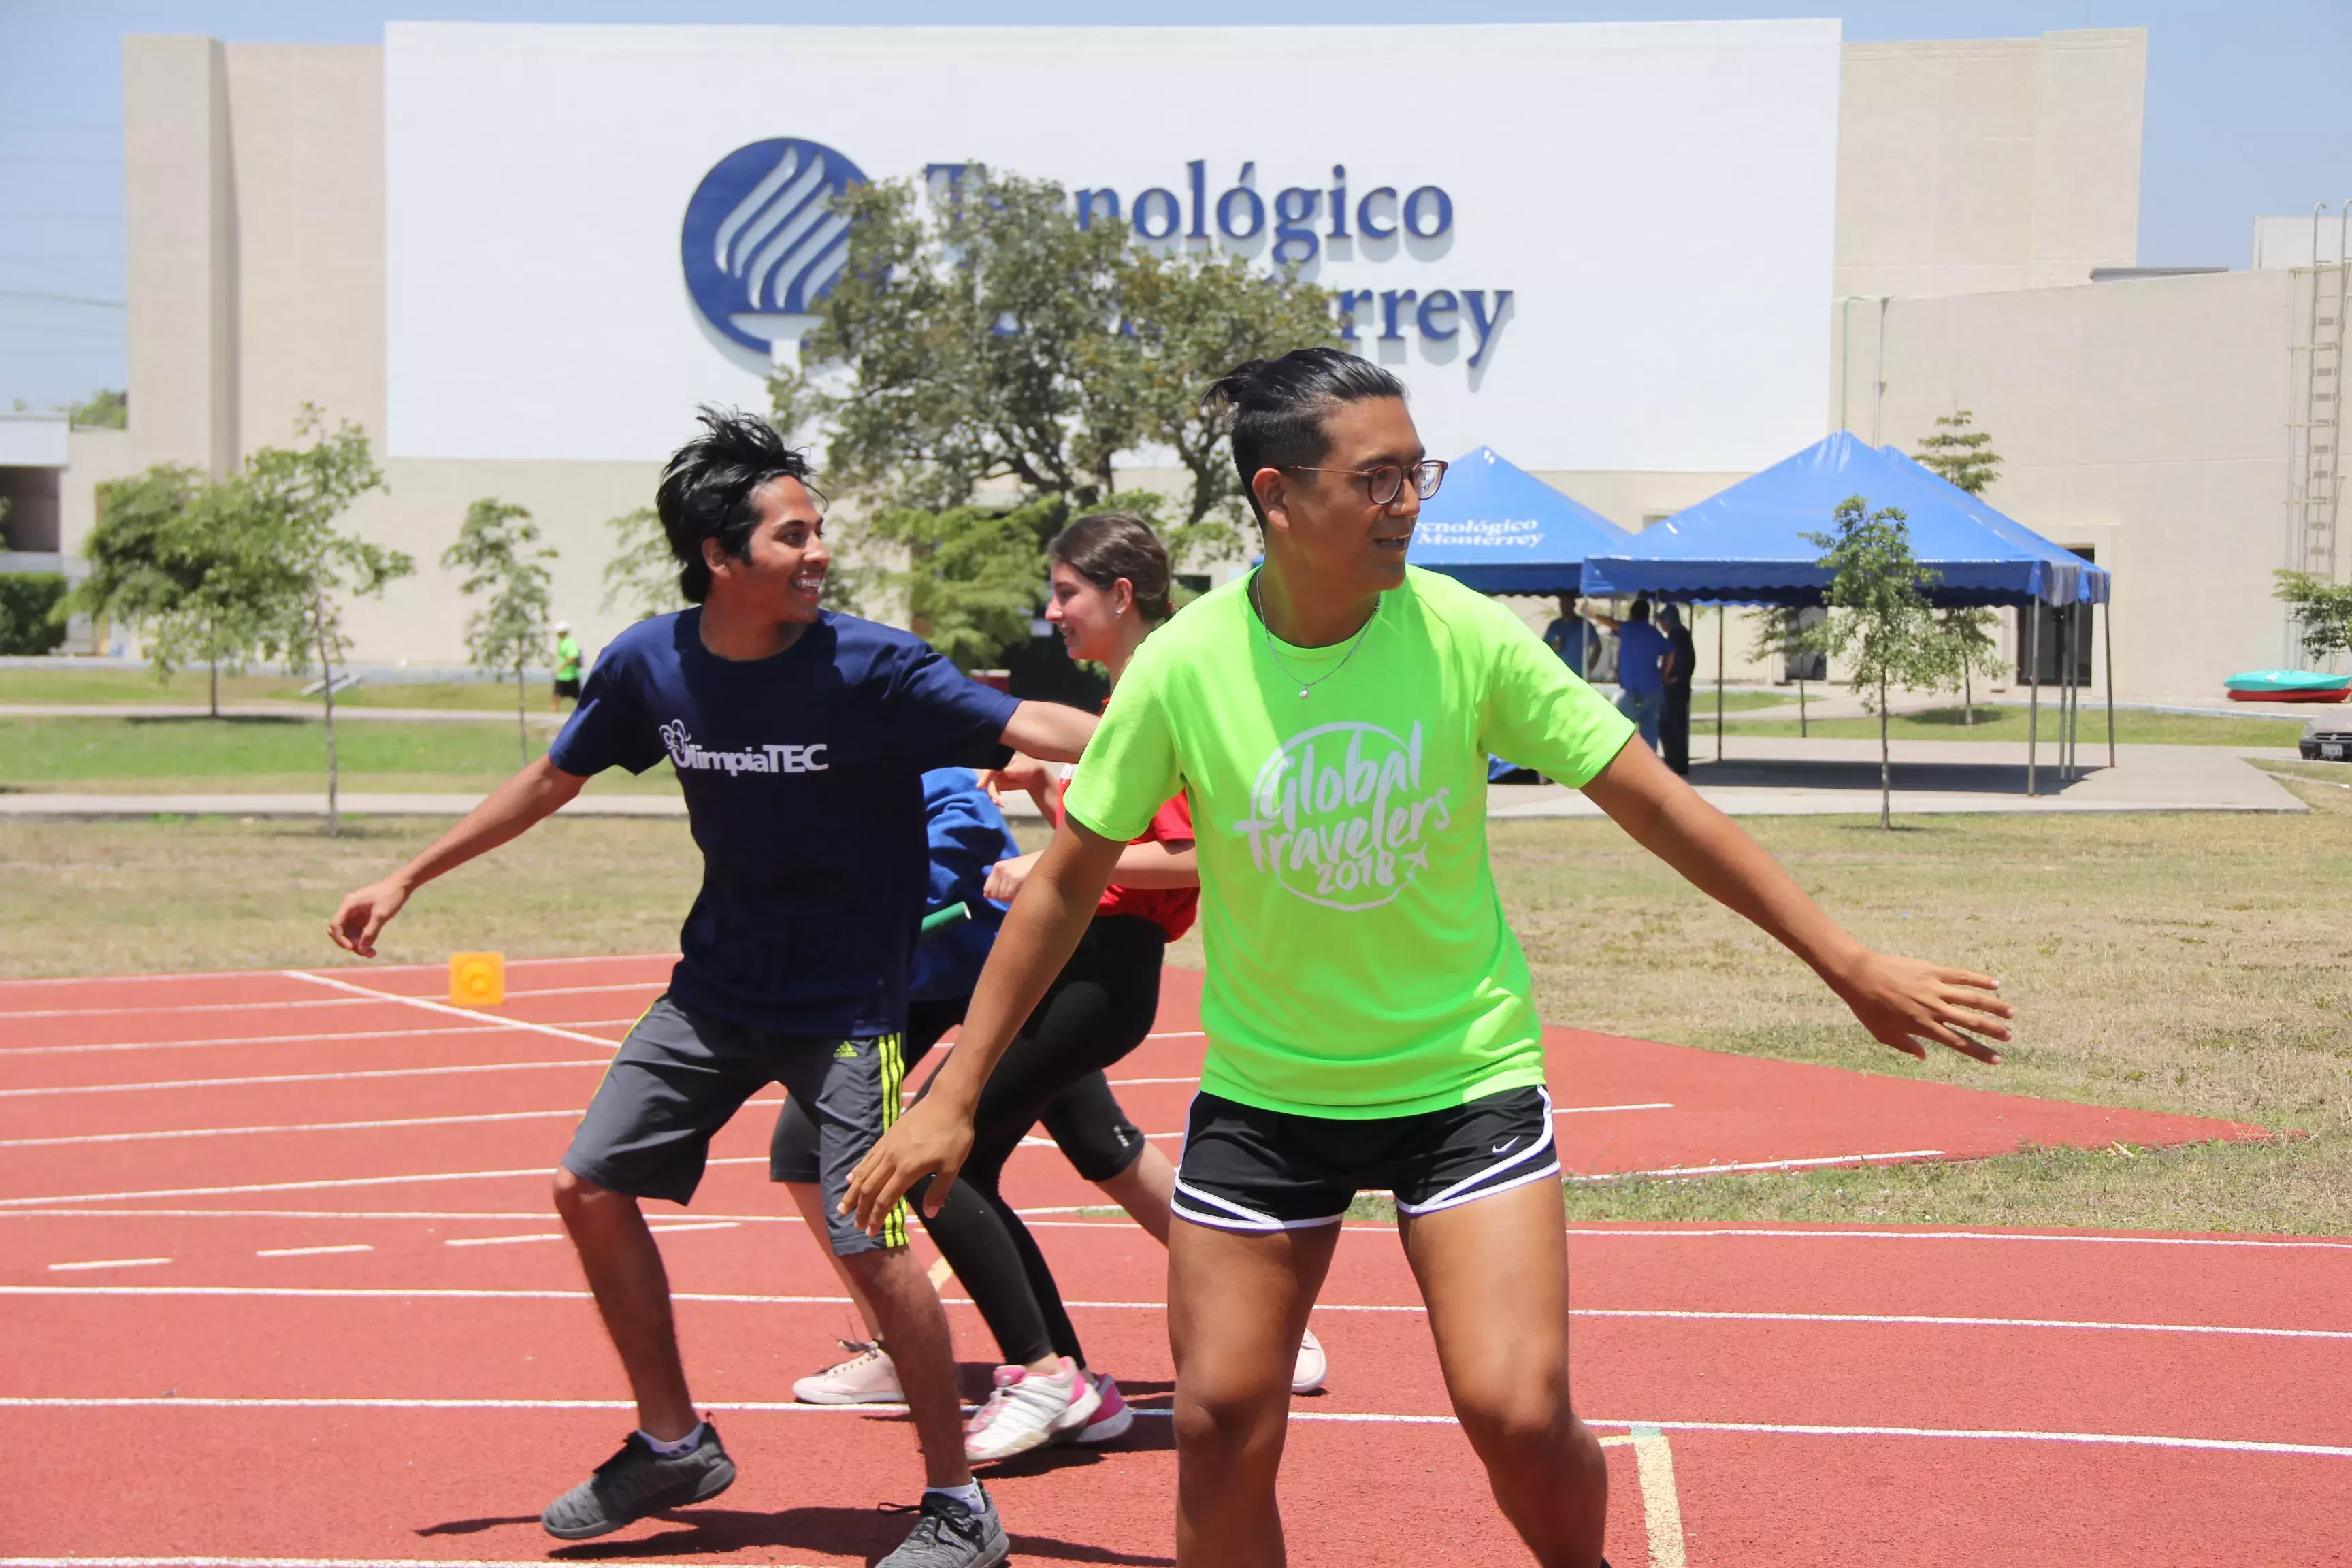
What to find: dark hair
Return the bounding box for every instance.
[1629,597,1652,623]
[1049,512,1171,623]
[1201,348,1407,524]
[655,406,820,604]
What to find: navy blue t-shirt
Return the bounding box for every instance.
[547,609,1021,1037]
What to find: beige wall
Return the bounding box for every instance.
[1835,29,2144,301]
[1872,270,2298,703]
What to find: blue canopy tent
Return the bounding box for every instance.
[1407,446,1631,596]
[1580,431,2115,791]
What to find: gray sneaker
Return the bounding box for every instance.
[540,1422,736,1540]
[876,1487,1010,1568]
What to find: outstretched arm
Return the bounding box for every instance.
[327,756,587,957]
[1580,738,2012,1062]
[844,816,1128,1231]
[1000,700,1097,764]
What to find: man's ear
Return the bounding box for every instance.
[701,536,733,582]
[1251,467,1290,535]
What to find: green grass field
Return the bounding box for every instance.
[5,777,2345,1235]
[0,715,675,794]
[0,666,559,712]
[1725,702,2309,747]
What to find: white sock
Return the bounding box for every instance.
[638,1422,705,1457]
[926,1480,986,1512]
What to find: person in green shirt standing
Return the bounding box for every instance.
[551,619,583,712]
[845,348,2012,1568]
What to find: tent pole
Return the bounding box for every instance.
[2104,600,2117,768]
[2026,609,2040,797]
[2060,608,2074,783]
[1716,608,1725,763]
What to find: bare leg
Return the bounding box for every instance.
[1093,1142,1175,1245]
[552,1166,696,1440]
[1168,1218,1337,1568]
[840,1244,976,1490]
[785,1179,886,1341]
[1401,1180,1608,1568]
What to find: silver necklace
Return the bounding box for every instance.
[1249,575,1379,700]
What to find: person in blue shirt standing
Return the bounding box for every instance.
[326,409,1096,1568]
[1582,597,1670,750]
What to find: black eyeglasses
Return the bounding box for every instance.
[1281,459,1448,507]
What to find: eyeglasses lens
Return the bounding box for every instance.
[1413,461,1446,500]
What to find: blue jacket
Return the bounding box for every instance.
[913,768,1023,1001]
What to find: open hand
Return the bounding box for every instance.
[843,1095,976,1234]
[984,851,1042,905]
[328,878,410,958]
[1828,952,2012,1064]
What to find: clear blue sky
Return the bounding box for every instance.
[3,0,2347,411]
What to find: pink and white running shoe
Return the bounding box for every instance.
[1069,1371,1134,1446]
[964,1357,1102,1463]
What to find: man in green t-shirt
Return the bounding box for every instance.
[551,620,583,712]
[848,348,2012,1568]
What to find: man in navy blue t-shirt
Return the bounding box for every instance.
[1582,596,1673,751]
[329,410,1092,1567]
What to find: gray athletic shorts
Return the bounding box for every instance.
[561,994,915,1255]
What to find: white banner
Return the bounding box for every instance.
[386,20,1840,471]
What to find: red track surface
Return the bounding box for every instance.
[1,955,2343,1567]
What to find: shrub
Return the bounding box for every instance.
[0,572,69,655]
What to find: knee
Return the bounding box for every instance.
[1455,1386,1580,1467]
[1173,1373,1288,1463]
[552,1166,623,1223]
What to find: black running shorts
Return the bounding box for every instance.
[564,994,914,1254]
[1172,1085,1558,1232]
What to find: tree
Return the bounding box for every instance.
[1913,408,2002,497]
[2276,570,2352,664]
[777,164,1339,666]
[76,463,297,716]
[600,506,686,623]
[444,498,557,764]
[231,406,409,836]
[1805,496,1960,829]
[0,570,68,655]
[1748,605,1823,736]
[1913,409,2006,725]
[67,389,128,430]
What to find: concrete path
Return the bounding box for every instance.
[1489,736,2308,819]
[0,738,2308,821]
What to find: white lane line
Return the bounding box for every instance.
[1631,1425,1688,1568]
[0,980,664,1022]
[0,1099,786,1149]
[1561,1226,2352,1254]
[7,1284,2342,1342]
[0,951,679,992]
[0,1020,638,1059]
[1570,1150,1945,1182]
[255,1245,372,1258]
[0,1559,772,1567]
[1105,1076,1198,1086]
[446,1220,738,1248]
[0,1155,770,1208]
[0,1058,611,1100]
[280,970,625,1050]
[1558,1101,1675,1115]
[0,1398,2341,1460]
[45,1257,171,1272]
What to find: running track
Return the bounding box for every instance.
[1,956,2343,1567]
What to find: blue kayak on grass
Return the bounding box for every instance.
[2225,670,2351,694]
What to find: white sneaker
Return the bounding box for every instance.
[792,1339,904,1405]
[1069,1371,1134,1446]
[964,1356,1102,1463]
[1292,1328,1327,1395]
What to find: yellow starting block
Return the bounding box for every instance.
[449,951,505,1007]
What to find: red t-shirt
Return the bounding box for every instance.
[1047,776,1198,942]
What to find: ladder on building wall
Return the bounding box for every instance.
[2289,203,2350,587]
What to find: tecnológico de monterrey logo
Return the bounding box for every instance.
[680,137,868,357]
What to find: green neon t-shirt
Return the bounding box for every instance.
[1062,567,1635,1119]
[555,634,583,681]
